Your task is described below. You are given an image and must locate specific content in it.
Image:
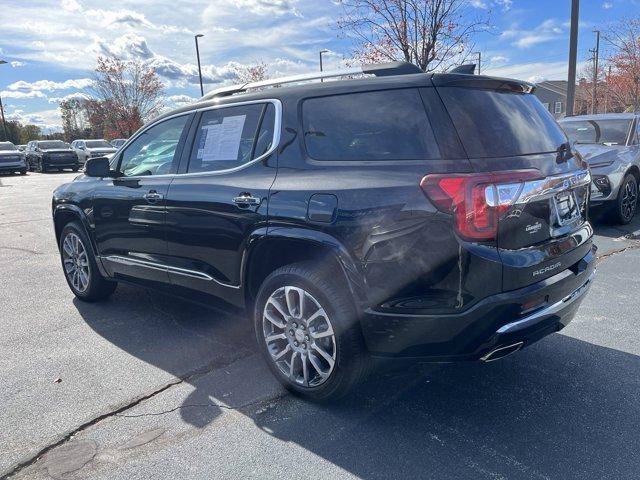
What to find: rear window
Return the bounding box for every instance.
[37,141,67,149]
[302,89,440,161]
[438,88,567,158]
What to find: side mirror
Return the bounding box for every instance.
[85,157,111,177]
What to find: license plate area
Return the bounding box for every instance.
[553,191,581,227]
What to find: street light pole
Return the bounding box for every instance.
[566,0,580,117]
[473,51,482,75]
[0,60,8,141]
[319,50,329,82]
[194,34,204,97]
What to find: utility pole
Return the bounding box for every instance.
[605,65,612,113]
[566,0,580,117]
[0,60,7,141]
[194,34,204,96]
[590,30,601,114]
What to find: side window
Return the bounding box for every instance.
[555,101,563,114]
[187,103,270,173]
[302,89,441,161]
[119,115,189,177]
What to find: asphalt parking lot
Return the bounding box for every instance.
[1,171,640,480]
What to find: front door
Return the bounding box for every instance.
[93,114,193,284]
[165,101,279,306]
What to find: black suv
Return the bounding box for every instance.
[52,62,596,400]
[26,140,79,173]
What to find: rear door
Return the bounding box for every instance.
[435,78,592,290]
[164,100,279,306]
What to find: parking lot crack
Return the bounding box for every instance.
[597,242,640,262]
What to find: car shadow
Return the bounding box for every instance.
[74,284,640,479]
[590,205,640,239]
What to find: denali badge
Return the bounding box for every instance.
[526,222,542,234]
[533,262,561,277]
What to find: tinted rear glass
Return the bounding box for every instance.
[38,141,67,149]
[302,89,440,161]
[561,119,631,146]
[438,88,567,158]
[85,140,113,148]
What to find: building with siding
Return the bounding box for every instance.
[534,81,568,119]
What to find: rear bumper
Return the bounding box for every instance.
[0,161,26,171]
[361,245,597,360]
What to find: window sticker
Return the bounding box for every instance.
[197,115,246,161]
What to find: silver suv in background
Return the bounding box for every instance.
[110,138,127,148]
[71,139,117,165]
[0,141,27,175]
[560,113,640,224]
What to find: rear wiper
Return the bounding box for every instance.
[556,142,572,164]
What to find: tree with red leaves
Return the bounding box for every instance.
[234,61,270,84]
[337,0,491,72]
[90,56,165,138]
[604,18,640,112]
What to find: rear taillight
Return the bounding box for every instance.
[420,170,542,241]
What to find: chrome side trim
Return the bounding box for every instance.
[101,255,240,289]
[480,342,524,362]
[496,269,596,335]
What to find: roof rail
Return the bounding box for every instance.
[200,61,424,101]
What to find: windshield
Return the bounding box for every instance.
[86,140,113,148]
[38,141,67,149]
[438,88,567,158]
[0,142,17,151]
[561,119,632,146]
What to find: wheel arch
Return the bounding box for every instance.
[626,165,640,184]
[243,228,367,310]
[53,205,108,277]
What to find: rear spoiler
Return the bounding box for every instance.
[431,74,535,94]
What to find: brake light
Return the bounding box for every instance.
[420,170,542,241]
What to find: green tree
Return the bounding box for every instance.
[19,124,41,144]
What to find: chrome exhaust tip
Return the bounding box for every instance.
[480,342,524,362]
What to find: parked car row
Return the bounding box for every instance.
[0,141,27,175]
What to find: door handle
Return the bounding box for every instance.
[143,190,164,203]
[233,193,260,206]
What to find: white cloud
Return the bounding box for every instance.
[48,92,92,103]
[7,78,93,92]
[484,60,589,82]
[10,61,26,68]
[6,108,63,132]
[166,94,197,105]
[501,18,565,49]
[489,55,509,64]
[602,2,613,9]
[0,90,46,99]
[61,0,82,12]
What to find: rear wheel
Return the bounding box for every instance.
[254,262,369,401]
[59,222,117,301]
[19,169,27,175]
[612,173,638,224]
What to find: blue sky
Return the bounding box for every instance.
[0,0,632,132]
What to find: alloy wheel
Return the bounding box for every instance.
[62,232,90,293]
[621,179,638,221]
[262,286,337,387]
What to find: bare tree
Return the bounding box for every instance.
[337,0,491,72]
[90,56,165,137]
[233,61,270,84]
[605,18,640,112]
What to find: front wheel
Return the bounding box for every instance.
[59,222,117,301]
[254,262,369,401]
[612,173,638,224]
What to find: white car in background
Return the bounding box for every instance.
[71,139,117,165]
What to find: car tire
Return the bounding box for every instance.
[72,166,79,172]
[19,169,27,175]
[254,261,370,401]
[612,173,638,224]
[59,221,117,302]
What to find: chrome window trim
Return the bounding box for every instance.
[101,255,240,289]
[113,99,282,179]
